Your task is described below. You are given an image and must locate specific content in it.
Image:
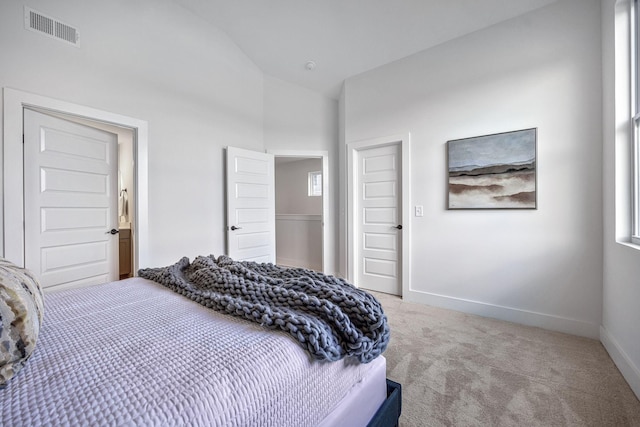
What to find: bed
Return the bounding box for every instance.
[0,257,401,426]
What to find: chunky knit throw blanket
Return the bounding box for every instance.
[138,255,389,363]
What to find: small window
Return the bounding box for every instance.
[308,171,322,197]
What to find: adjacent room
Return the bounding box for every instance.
[1,0,640,425]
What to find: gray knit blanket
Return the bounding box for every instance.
[138,255,389,363]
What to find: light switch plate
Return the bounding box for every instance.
[415,205,424,217]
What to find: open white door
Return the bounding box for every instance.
[226,146,276,263]
[24,109,119,289]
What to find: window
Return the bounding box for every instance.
[308,171,322,197]
[633,0,640,244]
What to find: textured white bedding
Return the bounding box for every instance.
[317,353,387,427]
[1,277,385,426]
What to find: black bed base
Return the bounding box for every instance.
[367,379,402,427]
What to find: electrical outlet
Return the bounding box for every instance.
[415,205,424,217]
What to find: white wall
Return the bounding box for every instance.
[601,0,640,400]
[0,0,264,266]
[275,215,323,270]
[275,159,323,215]
[263,76,339,273]
[343,0,603,338]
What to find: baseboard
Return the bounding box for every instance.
[600,326,640,400]
[404,289,600,339]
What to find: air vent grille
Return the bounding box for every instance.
[55,21,77,44]
[25,7,79,47]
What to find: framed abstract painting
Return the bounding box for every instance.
[447,128,537,209]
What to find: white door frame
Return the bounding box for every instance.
[347,134,411,294]
[2,87,149,272]
[269,150,330,274]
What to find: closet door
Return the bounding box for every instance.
[355,143,402,295]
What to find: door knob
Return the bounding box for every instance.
[106,228,119,235]
[230,225,242,231]
[394,225,403,230]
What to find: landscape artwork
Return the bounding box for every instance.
[447,128,537,209]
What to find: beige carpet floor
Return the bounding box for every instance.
[371,291,640,426]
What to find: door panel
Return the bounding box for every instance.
[226,146,275,263]
[41,127,108,160]
[24,109,119,289]
[41,167,108,193]
[356,144,402,295]
[41,207,108,231]
[364,233,397,251]
[364,257,397,277]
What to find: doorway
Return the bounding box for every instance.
[274,157,323,271]
[270,150,329,273]
[2,88,149,289]
[24,108,136,287]
[225,147,330,273]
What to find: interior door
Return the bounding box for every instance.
[226,146,276,263]
[24,109,119,289]
[356,143,402,295]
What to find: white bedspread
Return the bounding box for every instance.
[1,278,384,426]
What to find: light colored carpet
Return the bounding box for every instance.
[372,291,640,426]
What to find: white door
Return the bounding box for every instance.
[226,146,276,263]
[24,109,119,289]
[355,144,402,295]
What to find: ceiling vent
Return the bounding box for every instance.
[24,7,80,47]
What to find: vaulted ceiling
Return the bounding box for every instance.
[175,0,559,99]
